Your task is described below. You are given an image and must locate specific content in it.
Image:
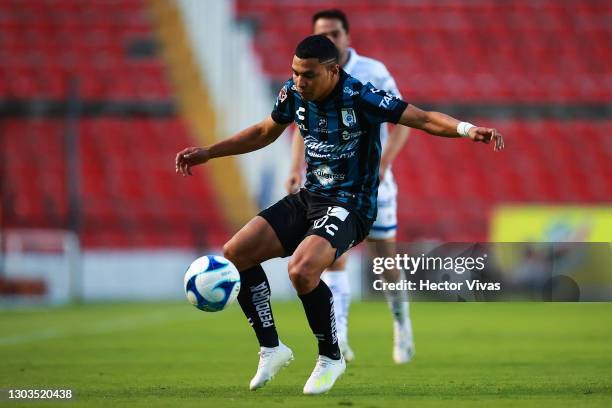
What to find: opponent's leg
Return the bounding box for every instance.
[320,254,354,361]
[223,216,292,390]
[368,237,415,364]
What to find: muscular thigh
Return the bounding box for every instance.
[224,216,285,271]
[291,235,337,276]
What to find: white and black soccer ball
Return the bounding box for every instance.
[184,255,241,312]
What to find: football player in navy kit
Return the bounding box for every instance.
[176,35,503,395]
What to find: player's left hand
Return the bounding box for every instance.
[468,127,505,151]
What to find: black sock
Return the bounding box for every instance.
[237,264,279,348]
[298,280,341,360]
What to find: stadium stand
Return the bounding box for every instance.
[0,0,229,248]
[234,0,612,241]
[1,0,610,245]
[235,0,610,104]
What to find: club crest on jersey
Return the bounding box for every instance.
[341,108,357,127]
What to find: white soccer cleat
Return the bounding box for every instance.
[303,355,346,395]
[393,321,415,364]
[339,340,355,363]
[249,341,294,390]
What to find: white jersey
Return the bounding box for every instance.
[343,48,402,238]
[343,48,402,148]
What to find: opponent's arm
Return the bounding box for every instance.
[379,124,410,180]
[397,104,504,151]
[285,127,306,193]
[176,115,289,176]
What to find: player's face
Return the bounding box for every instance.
[313,18,350,58]
[292,56,339,101]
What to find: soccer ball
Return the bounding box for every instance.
[184,255,241,312]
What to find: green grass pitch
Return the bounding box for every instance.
[1,301,611,407]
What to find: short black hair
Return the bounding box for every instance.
[295,35,339,64]
[312,9,349,34]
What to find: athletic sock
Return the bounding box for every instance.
[298,280,341,360]
[237,264,279,348]
[320,270,350,345]
[385,270,412,330]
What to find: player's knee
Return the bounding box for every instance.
[222,241,237,263]
[223,240,249,271]
[288,256,318,292]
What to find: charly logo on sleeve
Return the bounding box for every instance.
[312,165,346,186]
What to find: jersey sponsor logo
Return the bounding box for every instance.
[379,94,394,109]
[341,108,357,127]
[343,86,359,96]
[304,136,359,154]
[308,150,357,160]
[315,128,339,134]
[312,165,345,186]
[341,130,362,140]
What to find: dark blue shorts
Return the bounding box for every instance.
[258,189,372,259]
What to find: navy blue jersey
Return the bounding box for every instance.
[271,70,407,221]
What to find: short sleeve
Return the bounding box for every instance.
[356,82,408,125]
[270,81,294,125]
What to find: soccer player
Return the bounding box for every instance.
[285,9,414,364]
[176,35,504,395]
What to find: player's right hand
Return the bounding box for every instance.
[285,171,303,194]
[175,147,210,176]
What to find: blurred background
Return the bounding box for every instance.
[0,0,610,305]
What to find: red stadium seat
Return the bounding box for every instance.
[234,0,611,103]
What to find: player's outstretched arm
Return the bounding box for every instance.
[397,104,504,151]
[175,115,289,176]
[285,128,306,193]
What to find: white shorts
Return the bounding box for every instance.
[368,169,398,240]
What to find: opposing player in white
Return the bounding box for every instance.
[286,9,414,365]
